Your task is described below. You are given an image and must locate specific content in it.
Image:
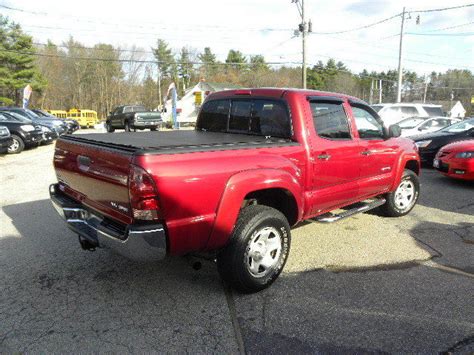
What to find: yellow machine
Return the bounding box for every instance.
[47,110,68,119]
[68,109,98,128]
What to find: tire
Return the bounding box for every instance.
[8,134,25,154]
[380,169,420,217]
[217,205,291,293]
[124,121,131,132]
[105,121,115,133]
[150,127,157,131]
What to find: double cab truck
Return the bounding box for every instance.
[106,105,163,132]
[50,89,421,293]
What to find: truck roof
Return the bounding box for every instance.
[207,88,366,103]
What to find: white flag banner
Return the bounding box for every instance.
[22,84,33,108]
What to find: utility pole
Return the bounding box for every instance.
[369,79,374,105]
[396,7,406,103]
[157,62,162,109]
[379,79,383,103]
[302,0,307,89]
[293,0,311,89]
[423,80,428,103]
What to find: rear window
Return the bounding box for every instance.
[422,106,444,117]
[198,99,230,132]
[401,106,419,116]
[198,99,291,138]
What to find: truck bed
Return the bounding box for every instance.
[62,130,297,155]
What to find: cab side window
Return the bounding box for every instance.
[351,105,384,139]
[310,102,351,140]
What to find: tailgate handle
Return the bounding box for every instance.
[77,155,91,167]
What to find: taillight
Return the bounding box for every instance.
[128,165,161,220]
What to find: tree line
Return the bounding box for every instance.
[0,15,472,118]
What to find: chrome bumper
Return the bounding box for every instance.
[49,184,167,262]
[133,120,162,127]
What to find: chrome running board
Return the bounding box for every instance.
[314,198,386,223]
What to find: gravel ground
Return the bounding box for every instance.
[1,136,473,353]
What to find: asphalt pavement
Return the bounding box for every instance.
[0,141,473,353]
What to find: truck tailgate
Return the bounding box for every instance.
[54,139,134,225]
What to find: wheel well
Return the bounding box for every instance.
[243,188,298,226]
[405,160,420,175]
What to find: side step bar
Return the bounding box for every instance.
[314,198,386,223]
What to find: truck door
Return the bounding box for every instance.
[307,97,362,215]
[113,107,124,127]
[348,102,398,197]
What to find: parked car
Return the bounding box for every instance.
[411,118,474,164]
[50,88,421,293]
[106,105,163,132]
[398,116,460,137]
[0,107,68,135]
[32,109,80,134]
[0,112,43,153]
[2,111,58,145]
[371,103,444,127]
[433,140,474,181]
[0,126,13,154]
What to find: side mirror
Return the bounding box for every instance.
[387,124,401,138]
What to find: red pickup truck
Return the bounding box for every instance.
[50,88,420,292]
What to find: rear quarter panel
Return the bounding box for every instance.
[134,145,306,255]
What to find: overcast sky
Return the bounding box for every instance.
[2,0,473,75]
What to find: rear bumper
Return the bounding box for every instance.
[49,184,167,261]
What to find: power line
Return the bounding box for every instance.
[405,32,474,36]
[0,48,303,66]
[310,13,401,35]
[409,3,474,13]
[423,21,474,32]
[0,4,291,33]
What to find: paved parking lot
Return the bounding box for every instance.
[1,141,473,353]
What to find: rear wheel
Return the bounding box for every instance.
[380,169,420,217]
[105,121,115,133]
[8,135,25,154]
[150,127,157,131]
[217,205,291,293]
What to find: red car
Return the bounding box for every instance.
[434,140,474,181]
[50,88,421,292]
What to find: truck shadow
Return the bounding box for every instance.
[2,197,473,353]
[1,198,220,287]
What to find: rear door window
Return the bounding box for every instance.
[251,100,291,138]
[310,102,351,139]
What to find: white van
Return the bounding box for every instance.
[371,103,444,127]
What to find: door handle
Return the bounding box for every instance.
[361,150,371,156]
[317,154,331,160]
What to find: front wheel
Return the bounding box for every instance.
[8,134,25,154]
[380,169,420,217]
[105,121,115,133]
[217,205,291,293]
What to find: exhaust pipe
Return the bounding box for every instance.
[78,235,97,251]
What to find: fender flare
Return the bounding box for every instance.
[390,153,420,191]
[206,168,303,250]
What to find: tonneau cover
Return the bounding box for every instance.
[62,130,296,155]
